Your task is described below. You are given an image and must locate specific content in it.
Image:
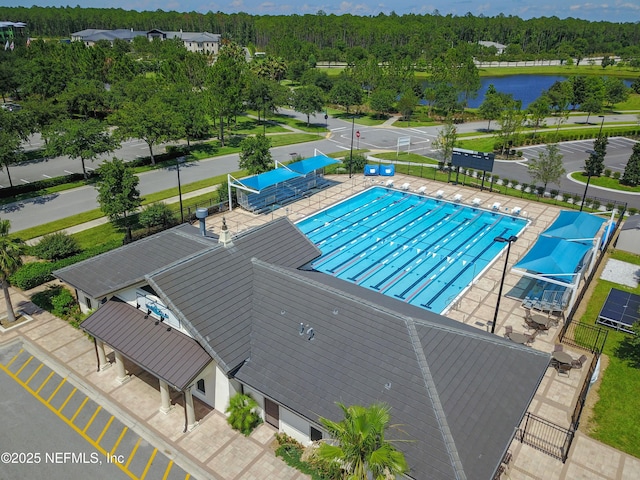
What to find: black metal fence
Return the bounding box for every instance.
[570,354,600,430]
[516,413,575,462]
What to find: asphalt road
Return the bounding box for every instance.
[2,111,639,233]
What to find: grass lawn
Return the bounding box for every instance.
[614,94,640,111]
[580,249,640,458]
[371,152,439,164]
[569,172,640,193]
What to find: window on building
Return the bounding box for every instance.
[196,379,205,394]
[86,297,92,310]
[310,426,322,441]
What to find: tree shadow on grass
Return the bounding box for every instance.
[614,332,640,369]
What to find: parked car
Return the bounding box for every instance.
[1,103,21,112]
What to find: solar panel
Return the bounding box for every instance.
[597,288,640,334]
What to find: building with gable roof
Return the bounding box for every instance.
[55,217,549,479]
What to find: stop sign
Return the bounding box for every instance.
[356,130,360,138]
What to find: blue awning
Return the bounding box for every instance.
[288,155,339,175]
[364,164,379,176]
[513,236,592,283]
[542,211,606,242]
[237,168,301,191]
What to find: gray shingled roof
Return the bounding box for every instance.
[54,225,217,299]
[621,214,640,231]
[147,218,321,372]
[81,298,211,390]
[235,259,549,480]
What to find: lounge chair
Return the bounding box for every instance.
[453,194,462,203]
[492,202,501,211]
[557,363,572,377]
[435,190,444,199]
[572,355,588,369]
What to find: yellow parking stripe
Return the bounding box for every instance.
[46,377,66,403]
[140,448,157,480]
[35,371,55,394]
[0,359,137,480]
[125,437,142,469]
[162,460,174,480]
[70,397,89,422]
[4,348,24,367]
[57,387,77,412]
[110,426,128,456]
[185,474,191,480]
[83,406,102,433]
[96,416,114,444]
[25,364,44,385]
[15,355,33,375]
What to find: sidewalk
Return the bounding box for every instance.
[0,287,309,480]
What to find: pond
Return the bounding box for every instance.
[465,74,634,109]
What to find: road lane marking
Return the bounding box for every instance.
[125,437,142,469]
[110,426,129,456]
[20,179,30,183]
[0,358,137,480]
[4,348,24,367]
[15,355,34,375]
[83,405,102,433]
[35,371,55,394]
[162,460,174,480]
[70,396,89,422]
[96,415,114,444]
[47,377,66,402]
[42,174,52,178]
[64,170,74,174]
[25,363,44,384]
[58,387,77,412]
[140,448,157,480]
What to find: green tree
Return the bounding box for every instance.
[527,144,566,191]
[526,95,551,137]
[496,106,525,155]
[397,89,418,122]
[433,116,458,167]
[0,219,24,323]
[329,78,363,114]
[32,232,81,261]
[138,202,177,230]
[604,77,630,107]
[239,134,273,175]
[478,85,504,132]
[0,129,25,188]
[622,143,640,186]
[369,89,396,119]
[585,135,608,177]
[317,403,408,480]
[45,118,120,179]
[291,85,325,126]
[95,158,142,241]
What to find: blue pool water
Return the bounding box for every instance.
[297,187,528,314]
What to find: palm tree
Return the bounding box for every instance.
[0,219,24,323]
[317,402,408,480]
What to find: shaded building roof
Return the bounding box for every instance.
[147,217,321,372]
[235,259,549,480]
[54,224,217,299]
[81,298,211,390]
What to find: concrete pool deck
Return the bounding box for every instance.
[202,172,640,479]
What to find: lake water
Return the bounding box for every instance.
[465,75,633,109]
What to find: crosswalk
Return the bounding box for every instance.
[1,345,190,480]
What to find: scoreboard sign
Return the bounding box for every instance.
[451,148,495,172]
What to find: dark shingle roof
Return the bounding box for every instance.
[54,225,217,299]
[81,298,211,390]
[235,259,549,480]
[147,218,321,372]
[621,214,640,231]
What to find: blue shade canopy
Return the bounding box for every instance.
[288,155,339,175]
[542,211,606,242]
[513,236,592,283]
[364,164,379,176]
[237,168,301,191]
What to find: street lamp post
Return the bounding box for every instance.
[598,115,605,136]
[176,156,185,223]
[491,235,518,334]
[580,149,597,212]
[349,115,355,178]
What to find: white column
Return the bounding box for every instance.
[96,340,111,371]
[159,379,173,414]
[185,387,198,431]
[114,352,130,384]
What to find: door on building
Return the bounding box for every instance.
[264,398,280,428]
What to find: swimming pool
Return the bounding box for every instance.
[297,186,528,314]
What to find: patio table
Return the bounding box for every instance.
[552,351,573,365]
[507,332,529,344]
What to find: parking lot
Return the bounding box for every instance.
[0,342,190,480]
